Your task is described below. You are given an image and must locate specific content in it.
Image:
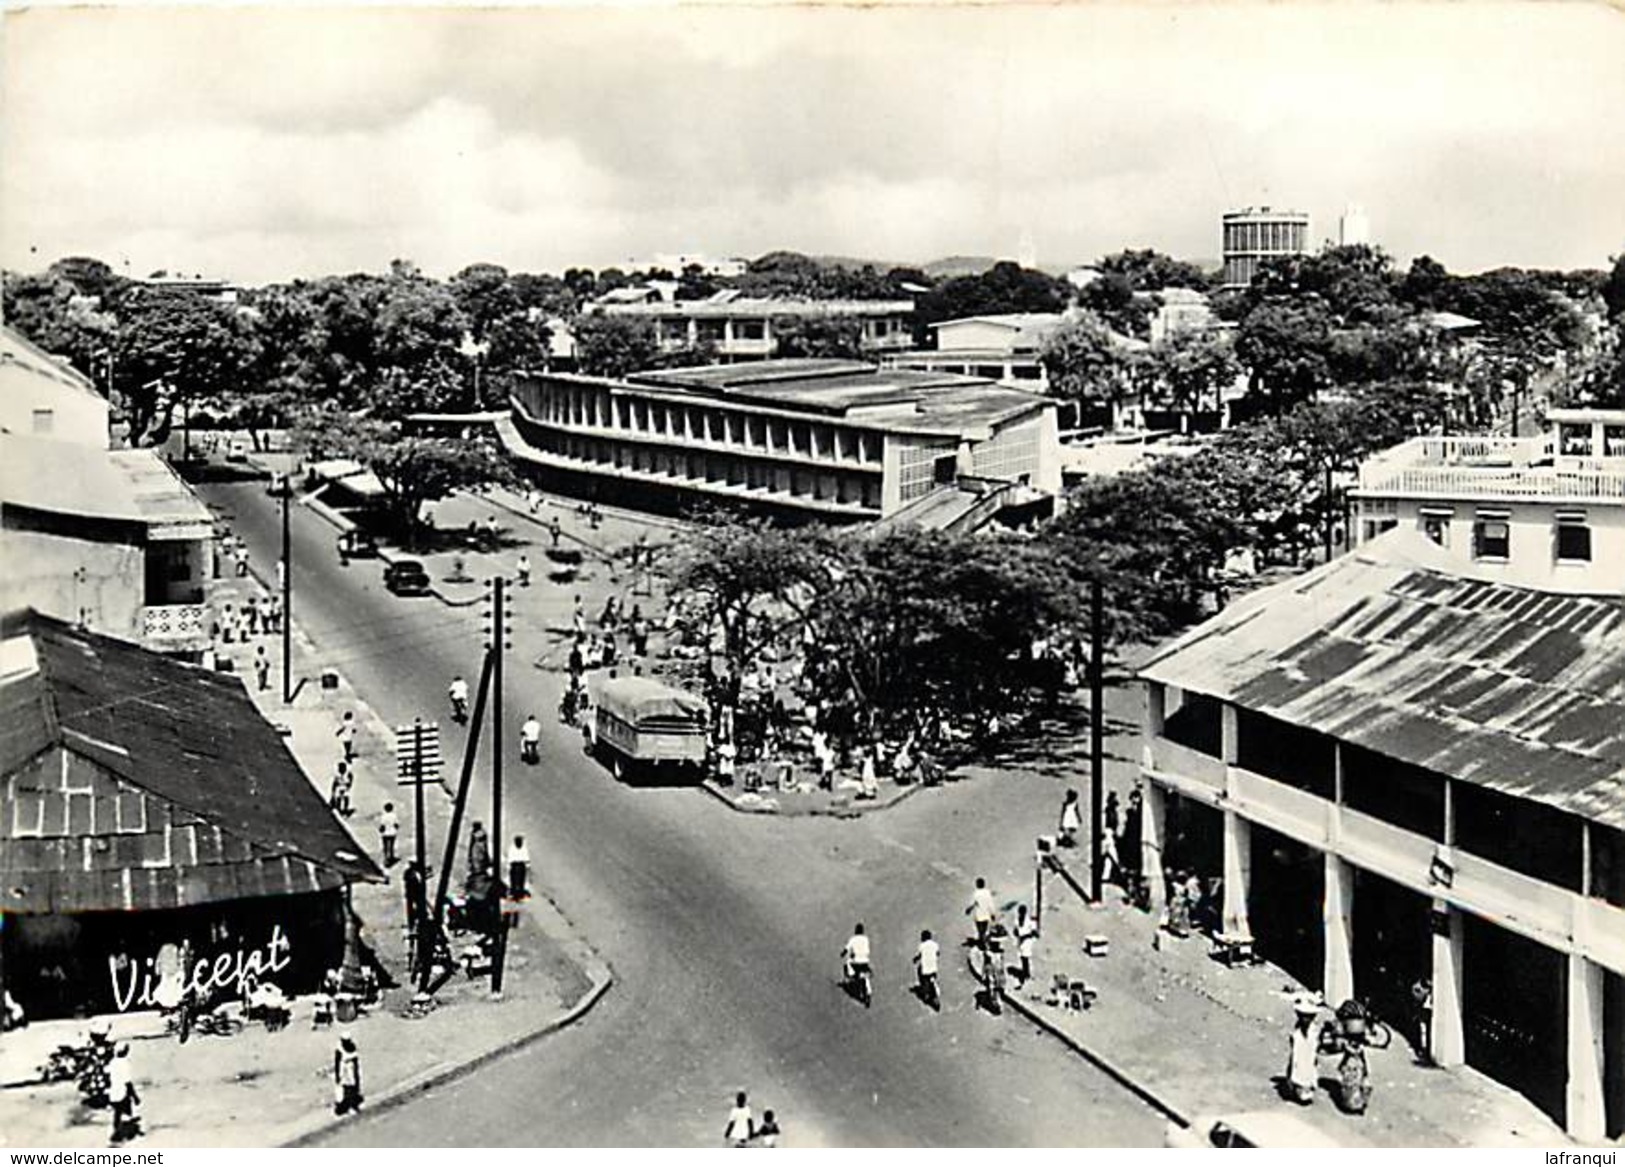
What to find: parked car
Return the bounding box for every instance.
[226,440,249,463]
[382,560,431,596]
[337,529,380,560]
[1165,1112,1350,1148]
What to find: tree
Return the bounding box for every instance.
[1399,255,1450,310]
[1251,244,1400,326]
[1,270,118,383]
[1604,253,1625,321]
[1234,297,1334,411]
[1149,330,1242,412]
[1040,314,1139,421]
[1096,248,1213,292]
[664,515,832,699]
[808,528,1075,736]
[771,314,866,359]
[1078,272,1153,339]
[113,287,261,445]
[297,411,513,538]
[915,261,1069,329]
[48,256,124,303]
[450,263,521,345]
[574,315,661,378]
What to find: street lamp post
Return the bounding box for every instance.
[280,477,293,704]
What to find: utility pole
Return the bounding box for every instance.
[1089,577,1105,904]
[281,477,293,704]
[1323,463,1335,564]
[412,717,427,979]
[489,576,510,996]
[426,652,495,995]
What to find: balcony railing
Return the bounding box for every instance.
[141,603,209,646]
[1359,465,1625,501]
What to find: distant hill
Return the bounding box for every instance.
[922,256,1002,279]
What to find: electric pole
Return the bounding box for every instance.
[489,575,510,996]
[1090,577,1105,904]
[281,477,293,704]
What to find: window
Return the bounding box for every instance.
[1472,517,1510,560]
[1604,425,1625,458]
[1555,515,1591,562]
[31,409,53,435]
[1420,511,1451,547]
[1559,423,1593,457]
[1011,364,1042,380]
[736,319,765,341]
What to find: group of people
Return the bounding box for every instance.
[835,876,1039,1020]
[1056,787,1147,904]
[723,1090,781,1148]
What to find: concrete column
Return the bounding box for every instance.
[1146,682,1166,739]
[1324,853,1355,1005]
[1430,900,1465,1067]
[1222,809,1251,936]
[1567,953,1607,1142]
[1220,703,1239,764]
[1143,781,1167,916]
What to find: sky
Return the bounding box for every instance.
[4,2,1624,285]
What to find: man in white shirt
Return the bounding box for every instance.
[968,877,997,947]
[724,1091,754,1147]
[842,923,871,981]
[520,714,542,763]
[378,802,400,867]
[914,929,941,1010]
[506,834,531,899]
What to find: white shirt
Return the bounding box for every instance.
[844,934,871,965]
[725,1105,753,1143]
[378,811,400,838]
[916,939,940,976]
[971,887,996,922]
[1060,801,1081,831]
[521,718,542,743]
[507,840,530,864]
[449,680,469,702]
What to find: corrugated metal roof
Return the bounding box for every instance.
[0,613,381,913]
[1140,530,1625,829]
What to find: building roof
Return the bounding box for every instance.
[598,296,913,319]
[0,613,381,913]
[624,359,1051,438]
[0,434,212,529]
[1140,531,1625,829]
[0,323,101,400]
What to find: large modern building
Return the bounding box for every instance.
[1351,407,1625,595]
[882,313,1062,386]
[499,359,1061,523]
[1221,206,1312,290]
[589,289,916,362]
[1137,532,1625,1140]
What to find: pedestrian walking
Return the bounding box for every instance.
[572,595,585,637]
[1058,788,1082,848]
[1013,903,1038,985]
[267,594,282,634]
[336,711,357,761]
[1412,977,1434,1065]
[246,596,261,636]
[516,553,531,587]
[630,614,649,657]
[755,1109,781,1147]
[221,603,236,644]
[858,750,879,800]
[506,834,530,899]
[549,515,561,549]
[467,821,491,885]
[332,1031,363,1115]
[235,545,249,578]
[968,877,997,947]
[254,646,271,691]
[1104,789,1121,837]
[108,1042,141,1143]
[329,760,354,818]
[378,803,400,867]
[483,514,500,550]
[1285,996,1320,1104]
[724,1091,754,1147]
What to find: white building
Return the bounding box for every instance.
[0,326,215,656]
[1138,531,1625,1141]
[1339,203,1372,248]
[1221,206,1312,290]
[499,358,1061,523]
[1351,407,1625,595]
[590,290,915,362]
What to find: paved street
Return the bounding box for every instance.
[200,481,1165,1147]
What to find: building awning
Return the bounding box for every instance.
[1140,530,1625,829]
